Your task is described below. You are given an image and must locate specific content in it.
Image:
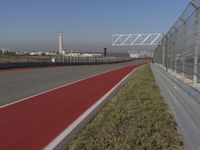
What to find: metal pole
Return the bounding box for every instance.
[182,57,185,77]
[165,36,169,72]
[174,39,177,74]
[180,16,187,77]
[193,8,199,87]
[58,53,60,62]
[189,0,199,87]
[194,45,198,86]
[173,42,176,72]
[162,34,165,70]
[169,34,173,71]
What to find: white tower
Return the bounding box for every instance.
[58,32,64,53]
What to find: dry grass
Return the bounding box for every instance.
[69,65,185,150]
[0,55,51,63]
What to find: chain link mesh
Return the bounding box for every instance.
[153,0,200,84]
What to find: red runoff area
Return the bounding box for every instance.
[0,64,140,150]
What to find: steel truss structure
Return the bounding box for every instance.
[112,33,163,46]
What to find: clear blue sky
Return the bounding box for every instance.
[0,0,188,51]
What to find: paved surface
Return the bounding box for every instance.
[151,64,200,150]
[0,59,146,106]
[0,64,140,150]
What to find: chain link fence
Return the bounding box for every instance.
[0,53,135,69]
[0,51,132,64]
[153,0,200,86]
[0,54,131,64]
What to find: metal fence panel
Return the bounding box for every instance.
[153,0,200,86]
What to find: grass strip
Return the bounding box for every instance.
[69,64,185,150]
[0,55,51,63]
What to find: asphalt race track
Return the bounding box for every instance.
[0,62,143,150]
[0,59,146,107]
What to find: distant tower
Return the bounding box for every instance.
[104,48,107,57]
[58,32,64,53]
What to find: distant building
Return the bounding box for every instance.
[45,52,57,56]
[128,50,153,58]
[130,53,139,58]
[81,53,102,57]
[63,52,81,57]
[62,52,102,57]
[0,49,9,54]
[29,52,46,56]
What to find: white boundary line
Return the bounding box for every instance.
[44,66,140,150]
[0,64,136,109]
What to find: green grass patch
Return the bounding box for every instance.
[69,64,185,150]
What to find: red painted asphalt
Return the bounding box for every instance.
[0,64,140,150]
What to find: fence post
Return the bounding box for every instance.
[162,34,166,70]
[189,0,199,86]
[164,36,168,72]
[182,57,185,77]
[192,4,199,87]
[169,33,173,71]
[173,27,178,74]
[172,41,176,72]
[179,16,187,77]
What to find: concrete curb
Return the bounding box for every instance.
[151,63,200,150]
